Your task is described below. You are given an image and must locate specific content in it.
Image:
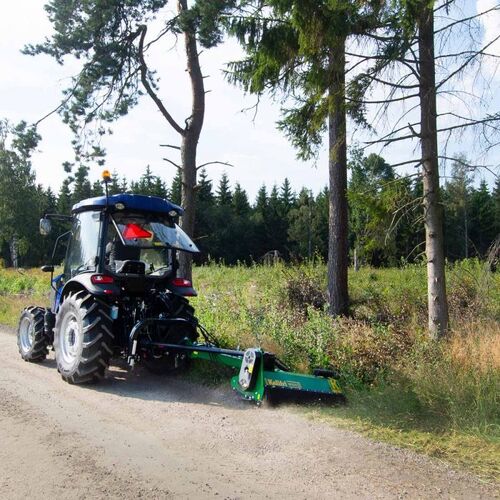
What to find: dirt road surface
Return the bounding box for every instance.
[0,327,497,499]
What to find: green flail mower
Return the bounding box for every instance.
[17,177,344,405]
[129,319,343,405]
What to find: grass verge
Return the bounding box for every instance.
[1,261,498,480]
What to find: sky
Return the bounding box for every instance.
[0,1,498,200]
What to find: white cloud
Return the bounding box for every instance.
[477,0,500,80]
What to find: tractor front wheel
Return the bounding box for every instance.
[17,306,49,362]
[54,292,114,384]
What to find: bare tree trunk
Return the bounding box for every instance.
[418,5,449,339]
[464,202,468,259]
[9,234,19,268]
[177,0,205,281]
[327,41,349,316]
[179,134,198,280]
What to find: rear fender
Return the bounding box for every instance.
[60,273,121,303]
[166,283,197,297]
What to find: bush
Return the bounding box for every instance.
[283,270,326,315]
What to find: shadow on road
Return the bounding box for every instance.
[36,353,249,410]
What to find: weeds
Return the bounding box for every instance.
[1,260,498,478]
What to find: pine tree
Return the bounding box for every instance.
[280,178,295,212]
[288,188,315,259]
[267,185,288,254]
[138,165,155,194]
[197,168,214,204]
[0,120,41,266]
[226,1,388,315]
[119,177,128,193]
[108,170,121,195]
[494,178,500,241]
[469,181,495,257]
[72,165,92,204]
[57,178,73,215]
[216,173,232,206]
[255,185,268,216]
[153,177,168,198]
[170,170,182,205]
[232,183,250,216]
[193,168,215,258]
[27,0,222,279]
[92,180,104,197]
[444,158,474,259]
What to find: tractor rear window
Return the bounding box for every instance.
[111,213,199,253]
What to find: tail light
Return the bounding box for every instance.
[172,278,193,287]
[91,274,114,284]
[171,277,196,296]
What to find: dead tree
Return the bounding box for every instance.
[349,0,500,338]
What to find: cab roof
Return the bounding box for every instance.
[72,194,184,216]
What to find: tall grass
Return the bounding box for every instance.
[1,260,498,476]
[191,260,499,477]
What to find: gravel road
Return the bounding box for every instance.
[0,327,497,499]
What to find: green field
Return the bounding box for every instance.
[1,261,498,479]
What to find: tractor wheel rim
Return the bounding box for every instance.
[60,312,81,365]
[19,316,34,353]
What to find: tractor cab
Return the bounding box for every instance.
[20,179,203,384]
[42,192,199,309]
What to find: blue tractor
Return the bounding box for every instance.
[17,182,201,383]
[17,173,344,403]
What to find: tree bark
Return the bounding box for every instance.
[327,40,349,316]
[9,234,19,268]
[177,0,205,281]
[418,5,449,339]
[464,200,468,259]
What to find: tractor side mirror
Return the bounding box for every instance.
[39,218,52,236]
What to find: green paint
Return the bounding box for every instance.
[187,344,343,404]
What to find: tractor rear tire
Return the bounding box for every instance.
[54,291,114,384]
[17,306,49,362]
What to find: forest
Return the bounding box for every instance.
[0,125,498,269]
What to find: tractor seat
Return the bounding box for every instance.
[115,260,146,275]
[106,240,145,274]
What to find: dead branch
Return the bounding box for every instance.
[438,155,499,178]
[162,157,182,171]
[196,161,234,171]
[437,33,500,89]
[434,5,500,35]
[138,25,185,136]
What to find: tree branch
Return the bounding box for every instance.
[434,5,500,35]
[363,74,419,89]
[437,115,500,133]
[34,75,82,127]
[196,161,234,171]
[162,157,182,170]
[138,25,185,136]
[437,33,500,89]
[439,155,499,178]
[436,50,500,60]
[347,93,420,105]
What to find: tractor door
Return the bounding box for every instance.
[64,211,102,278]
